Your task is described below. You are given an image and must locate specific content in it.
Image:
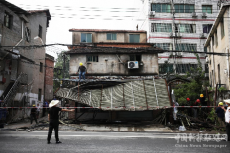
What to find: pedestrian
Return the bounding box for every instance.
[186,98,192,116]
[223,99,230,141]
[30,104,38,125]
[192,99,200,118]
[215,102,225,127]
[77,62,87,81]
[36,103,40,119]
[47,100,74,144]
[173,101,179,120]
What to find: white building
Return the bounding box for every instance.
[138,0,218,75]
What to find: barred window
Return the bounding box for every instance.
[175,24,196,33]
[175,44,197,52]
[176,64,197,73]
[159,64,174,74]
[151,23,172,32]
[154,43,173,50]
[151,4,171,13]
[202,5,212,14]
[87,55,98,62]
[174,4,195,13]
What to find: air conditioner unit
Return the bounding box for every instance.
[170,32,175,37]
[191,12,197,18]
[149,11,156,16]
[128,61,139,69]
[177,33,182,37]
[177,52,183,56]
[206,57,209,63]
[202,12,207,18]
[170,32,182,38]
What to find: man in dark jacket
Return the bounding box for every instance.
[47,100,74,144]
[30,104,38,124]
[77,62,87,81]
[215,102,225,127]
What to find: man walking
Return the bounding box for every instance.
[77,62,87,81]
[223,99,230,141]
[47,100,74,144]
[30,104,38,125]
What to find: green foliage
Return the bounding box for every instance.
[174,53,206,105]
[207,108,216,122]
[218,87,227,92]
[53,52,70,92]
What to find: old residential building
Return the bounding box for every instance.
[0,1,51,119]
[138,0,218,75]
[68,29,160,76]
[44,54,54,101]
[204,2,230,93]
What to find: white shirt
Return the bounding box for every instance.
[225,107,230,123]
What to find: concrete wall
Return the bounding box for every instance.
[207,7,230,90]
[69,53,158,76]
[45,57,54,101]
[72,31,147,44]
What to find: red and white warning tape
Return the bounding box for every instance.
[0,106,219,109]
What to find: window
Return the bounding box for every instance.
[175,44,197,52]
[38,89,42,101]
[107,33,117,40]
[151,4,171,13]
[87,55,98,62]
[38,25,42,38]
[204,47,207,53]
[129,34,140,43]
[159,64,174,74]
[175,24,196,33]
[154,43,173,50]
[221,20,225,39]
[81,33,92,43]
[151,23,172,32]
[40,62,43,72]
[212,36,214,47]
[202,5,212,14]
[176,64,197,73]
[174,4,194,13]
[203,24,212,33]
[4,12,13,29]
[205,64,209,73]
[25,27,31,42]
[130,55,141,61]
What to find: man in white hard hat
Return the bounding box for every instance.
[223,99,230,141]
[47,100,74,144]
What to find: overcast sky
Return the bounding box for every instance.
[7,0,143,57]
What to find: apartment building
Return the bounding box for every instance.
[138,0,218,75]
[0,1,51,119]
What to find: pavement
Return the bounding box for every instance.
[0,131,229,153]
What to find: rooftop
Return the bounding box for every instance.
[69,29,146,33]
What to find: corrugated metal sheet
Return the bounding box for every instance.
[55,79,170,111]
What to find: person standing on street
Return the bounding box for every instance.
[30,105,38,125]
[215,102,225,127]
[77,62,87,81]
[223,99,230,141]
[36,103,40,119]
[47,100,74,144]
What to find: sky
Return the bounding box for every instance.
[7,0,143,58]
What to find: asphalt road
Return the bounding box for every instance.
[0,131,229,153]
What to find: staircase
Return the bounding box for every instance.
[3,73,28,106]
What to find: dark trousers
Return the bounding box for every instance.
[30,114,37,124]
[47,120,59,142]
[226,123,230,141]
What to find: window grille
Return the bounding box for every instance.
[159,64,174,74]
[81,33,92,43]
[154,43,173,50]
[174,4,195,13]
[87,55,98,62]
[202,5,212,14]
[151,23,172,32]
[175,44,197,52]
[176,64,197,73]
[175,24,196,33]
[151,4,171,13]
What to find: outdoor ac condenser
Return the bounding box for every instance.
[128,61,139,69]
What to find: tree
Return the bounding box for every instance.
[53,52,70,92]
[173,53,206,105]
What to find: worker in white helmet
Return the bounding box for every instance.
[77,62,87,81]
